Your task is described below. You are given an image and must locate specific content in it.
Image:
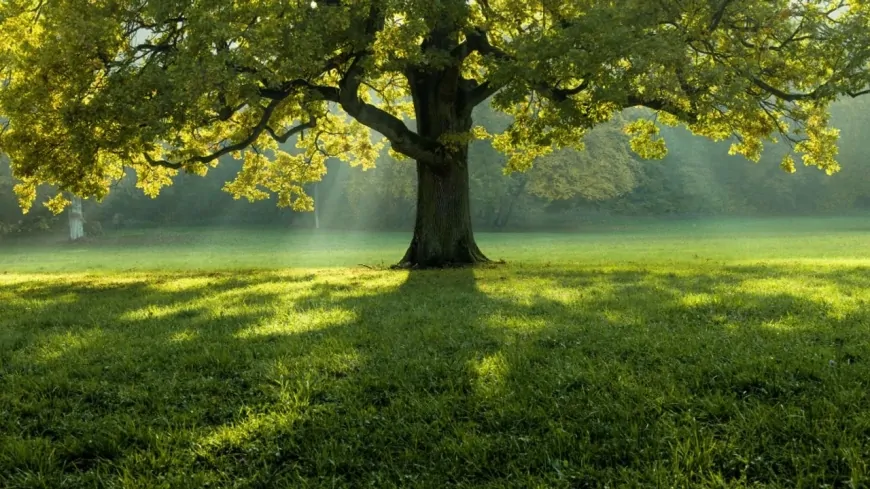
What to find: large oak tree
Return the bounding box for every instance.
[1,0,869,267]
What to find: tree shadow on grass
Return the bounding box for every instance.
[2,264,870,487]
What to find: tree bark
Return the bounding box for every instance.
[398,154,489,268]
[397,70,489,268]
[398,49,498,268]
[69,196,84,241]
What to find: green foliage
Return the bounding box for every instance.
[4,224,870,486]
[623,119,668,160]
[527,118,639,202]
[0,160,58,236]
[1,0,868,213]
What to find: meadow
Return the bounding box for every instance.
[2,217,870,488]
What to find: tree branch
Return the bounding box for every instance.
[333,57,443,167]
[458,28,513,108]
[254,8,443,166]
[460,28,592,108]
[625,95,699,124]
[464,80,500,108]
[539,80,591,103]
[757,100,805,148]
[142,153,183,169]
[143,94,310,169]
[451,40,475,63]
[708,0,734,32]
[750,76,828,101]
[464,28,510,61]
[266,119,316,144]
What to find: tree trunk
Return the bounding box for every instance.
[396,63,492,268]
[495,176,528,230]
[313,183,320,230]
[398,155,489,268]
[69,196,84,241]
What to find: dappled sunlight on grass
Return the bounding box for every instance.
[680,291,718,307]
[600,308,644,328]
[168,330,199,343]
[145,275,225,292]
[754,315,809,332]
[31,328,106,363]
[119,303,200,322]
[233,307,358,339]
[5,231,870,485]
[470,352,509,401]
[482,313,550,333]
[193,410,304,466]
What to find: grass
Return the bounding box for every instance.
[2,217,870,487]
[2,216,870,272]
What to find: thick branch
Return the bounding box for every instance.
[143,94,310,169]
[750,76,827,101]
[137,4,444,171]
[464,80,500,108]
[461,28,592,108]
[450,40,475,63]
[540,80,591,102]
[256,5,442,167]
[708,0,734,32]
[626,95,699,124]
[266,119,316,144]
[331,57,443,167]
[464,28,508,59]
[458,29,512,108]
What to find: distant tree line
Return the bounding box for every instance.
[1,98,869,238]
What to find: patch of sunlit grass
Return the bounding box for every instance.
[233,307,358,339]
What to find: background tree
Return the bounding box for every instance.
[0,160,16,235]
[1,0,869,266]
[525,120,638,205]
[813,97,870,211]
[67,195,85,241]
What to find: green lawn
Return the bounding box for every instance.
[2,216,870,272]
[2,218,870,487]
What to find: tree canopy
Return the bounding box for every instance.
[1,0,869,218]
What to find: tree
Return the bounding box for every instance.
[526,120,638,204]
[475,115,639,229]
[815,96,870,211]
[0,160,15,235]
[68,195,85,241]
[1,1,869,267]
